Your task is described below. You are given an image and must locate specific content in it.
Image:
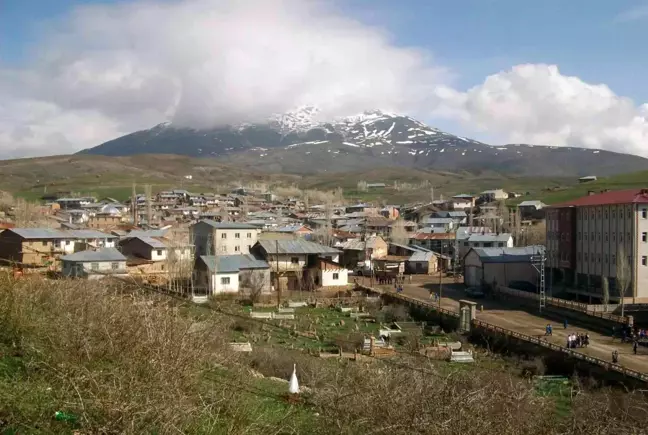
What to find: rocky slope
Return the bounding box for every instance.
[79,108,648,177]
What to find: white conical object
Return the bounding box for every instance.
[289,363,300,394]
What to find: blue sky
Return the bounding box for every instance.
[342,0,648,102]
[4,0,647,100]
[1,0,648,158]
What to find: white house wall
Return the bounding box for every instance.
[213,272,239,294]
[320,269,348,287]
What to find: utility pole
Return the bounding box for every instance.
[145,184,152,228]
[438,241,444,308]
[131,183,138,227]
[275,239,281,305]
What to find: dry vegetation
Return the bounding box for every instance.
[1,274,648,434]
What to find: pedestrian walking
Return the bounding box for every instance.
[634,341,638,355]
[545,324,552,336]
[612,350,619,364]
[563,319,568,329]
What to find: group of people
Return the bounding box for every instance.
[567,332,589,349]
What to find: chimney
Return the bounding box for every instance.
[640,188,648,196]
[588,190,595,196]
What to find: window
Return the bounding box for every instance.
[605,254,608,263]
[235,233,240,239]
[605,210,608,219]
[620,210,624,218]
[612,210,616,218]
[234,246,240,252]
[591,232,594,240]
[333,273,339,280]
[605,233,608,242]
[221,233,227,239]
[65,240,71,246]
[291,257,299,264]
[643,256,648,266]
[584,253,588,261]
[643,209,648,219]
[498,242,505,247]
[612,254,616,263]
[584,233,588,241]
[613,233,616,242]
[597,233,601,241]
[597,254,601,263]
[111,262,119,270]
[643,232,647,243]
[221,277,231,285]
[221,246,227,253]
[91,262,99,271]
[628,232,631,241]
[42,241,47,246]
[247,232,252,238]
[156,249,163,256]
[578,232,581,240]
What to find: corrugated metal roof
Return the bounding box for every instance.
[61,248,126,262]
[9,228,73,239]
[200,254,269,273]
[128,229,168,238]
[467,233,512,242]
[134,236,167,248]
[256,239,340,255]
[422,217,453,224]
[409,251,435,262]
[518,200,546,208]
[472,246,544,263]
[68,230,115,239]
[198,220,259,230]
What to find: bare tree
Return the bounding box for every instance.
[357,180,368,192]
[240,270,267,303]
[390,218,409,246]
[524,221,546,246]
[616,245,632,317]
[602,276,610,312]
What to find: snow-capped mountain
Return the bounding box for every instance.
[79,109,648,177]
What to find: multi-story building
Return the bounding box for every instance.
[191,220,260,256]
[546,189,648,302]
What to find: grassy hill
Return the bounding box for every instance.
[0,152,645,205]
[0,154,299,201]
[508,171,648,205]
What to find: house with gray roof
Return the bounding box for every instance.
[61,248,127,279]
[518,200,547,220]
[463,246,544,288]
[195,254,271,295]
[118,236,192,262]
[0,228,115,267]
[191,220,260,256]
[459,232,514,257]
[251,239,348,291]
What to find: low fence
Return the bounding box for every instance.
[496,286,629,324]
[473,319,648,382]
[362,285,648,384]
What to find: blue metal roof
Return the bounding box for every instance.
[256,239,340,255]
[200,254,269,273]
[198,220,259,230]
[61,248,126,262]
[472,246,545,263]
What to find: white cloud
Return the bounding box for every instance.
[615,4,648,23]
[435,64,648,156]
[1,0,648,160]
[0,0,447,157]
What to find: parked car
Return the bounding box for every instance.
[354,265,372,276]
[464,286,485,298]
[508,280,537,293]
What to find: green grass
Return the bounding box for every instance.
[507,170,648,205]
[533,376,573,419]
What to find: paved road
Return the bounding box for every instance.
[358,276,648,374]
